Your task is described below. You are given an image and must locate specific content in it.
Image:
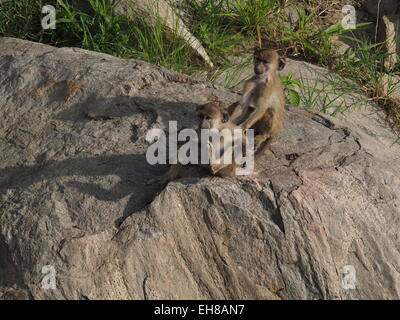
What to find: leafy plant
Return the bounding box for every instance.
[280,72,301,106]
[279,8,370,65]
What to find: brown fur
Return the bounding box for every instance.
[229,48,286,151]
[197,101,246,177]
[147,101,247,185]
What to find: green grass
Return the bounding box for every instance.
[180,0,248,65]
[0,0,349,72]
[55,0,132,56]
[0,0,197,72]
[334,38,392,96]
[0,0,49,42]
[332,36,400,131]
[223,0,279,33]
[298,73,365,115]
[277,8,370,66]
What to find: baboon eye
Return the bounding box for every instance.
[198,115,211,120]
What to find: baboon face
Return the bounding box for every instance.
[196,102,229,129]
[254,49,286,75]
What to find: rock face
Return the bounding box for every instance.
[0,37,399,300]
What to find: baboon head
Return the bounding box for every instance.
[196,101,229,129]
[254,48,286,75]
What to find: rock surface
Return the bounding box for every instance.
[0,37,399,300]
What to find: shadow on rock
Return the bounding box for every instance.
[0,153,170,225]
[56,94,200,130]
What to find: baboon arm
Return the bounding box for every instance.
[229,102,242,122]
[229,85,254,124]
[230,100,249,124]
[242,107,268,130]
[227,101,239,115]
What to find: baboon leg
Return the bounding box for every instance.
[251,108,275,150]
[216,164,237,177]
[254,134,270,147]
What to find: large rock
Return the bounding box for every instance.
[0,37,399,300]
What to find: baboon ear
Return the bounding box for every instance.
[278,57,286,71]
[222,109,229,123]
